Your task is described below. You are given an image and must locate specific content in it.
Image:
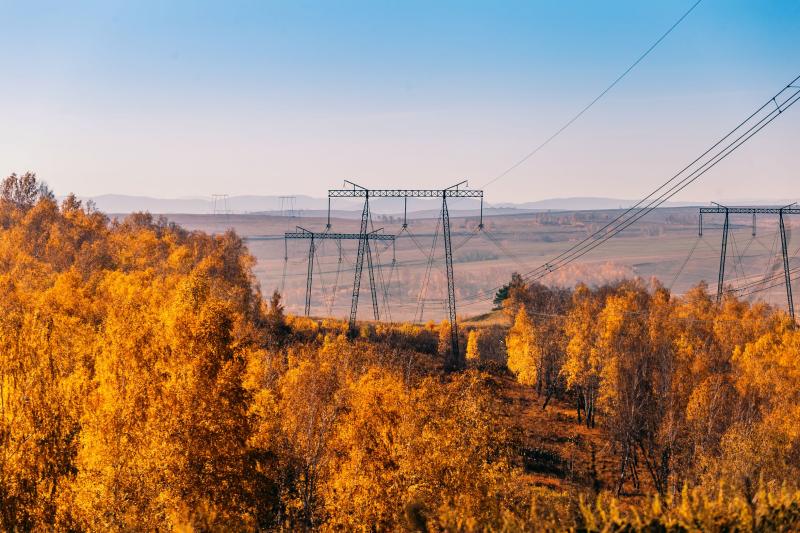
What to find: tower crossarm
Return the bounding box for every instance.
[329,189,483,198]
[699,206,800,215]
[284,231,394,241]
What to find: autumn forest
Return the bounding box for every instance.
[2,173,800,531]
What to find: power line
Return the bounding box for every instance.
[668,236,701,290]
[460,73,800,306]
[516,83,800,283]
[731,241,800,295]
[415,207,443,323]
[483,0,703,188]
[738,267,800,299]
[732,266,799,296]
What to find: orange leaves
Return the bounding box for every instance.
[323,368,521,530]
[506,307,539,387]
[437,319,452,357]
[466,329,481,361]
[563,284,603,391]
[323,369,407,528]
[5,172,800,530]
[0,174,272,529]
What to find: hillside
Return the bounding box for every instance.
[2,173,800,531]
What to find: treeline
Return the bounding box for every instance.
[1,172,799,531]
[501,272,800,497]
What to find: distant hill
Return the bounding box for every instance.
[491,197,702,211]
[82,194,795,215]
[83,194,362,214]
[84,194,494,215]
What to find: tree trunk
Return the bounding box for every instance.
[616,444,630,496]
[542,385,553,410]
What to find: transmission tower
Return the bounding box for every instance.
[329,180,484,370]
[211,194,230,217]
[284,226,395,317]
[211,194,231,235]
[279,196,297,219]
[700,203,798,320]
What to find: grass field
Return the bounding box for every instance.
[163,207,799,322]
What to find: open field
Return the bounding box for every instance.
[162,207,800,321]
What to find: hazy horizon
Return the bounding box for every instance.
[69,192,799,216]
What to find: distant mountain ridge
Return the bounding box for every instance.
[81,194,795,215]
[82,194,356,214]
[492,197,679,210]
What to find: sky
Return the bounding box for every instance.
[1,0,799,204]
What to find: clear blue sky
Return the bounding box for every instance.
[1,0,798,203]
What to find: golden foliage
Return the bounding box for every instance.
[578,482,800,532]
[466,329,481,361]
[3,174,800,530]
[506,307,539,386]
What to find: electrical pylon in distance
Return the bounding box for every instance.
[699,203,798,320]
[328,180,484,370]
[284,226,395,318]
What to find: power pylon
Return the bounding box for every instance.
[279,196,297,219]
[700,203,798,320]
[211,194,231,219]
[211,194,231,235]
[284,226,395,317]
[329,180,484,370]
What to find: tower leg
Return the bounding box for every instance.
[366,239,380,321]
[717,210,729,304]
[326,197,331,229]
[779,211,795,321]
[442,195,462,370]
[281,237,288,294]
[305,236,315,316]
[349,195,370,331]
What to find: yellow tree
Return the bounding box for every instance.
[706,319,800,492]
[278,334,348,527]
[562,284,603,427]
[153,272,257,528]
[506,307,539,386]
[401,372,522,529]
[0,286,92,530]
[437,320,451,358]
[0,174,95,530]
[323,369,408,529]
[324,369,523,531]
[676,282,779,486]
[597,282,681,496]
[596,287,651,494]
[466,329,481,362]
[70,271,168,530]
[70,223,269,530]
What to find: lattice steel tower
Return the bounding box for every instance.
[329,180,484,370]
[700,203,798,320]
[284,226,395,317]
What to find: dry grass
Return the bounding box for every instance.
[161,208,799,322]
